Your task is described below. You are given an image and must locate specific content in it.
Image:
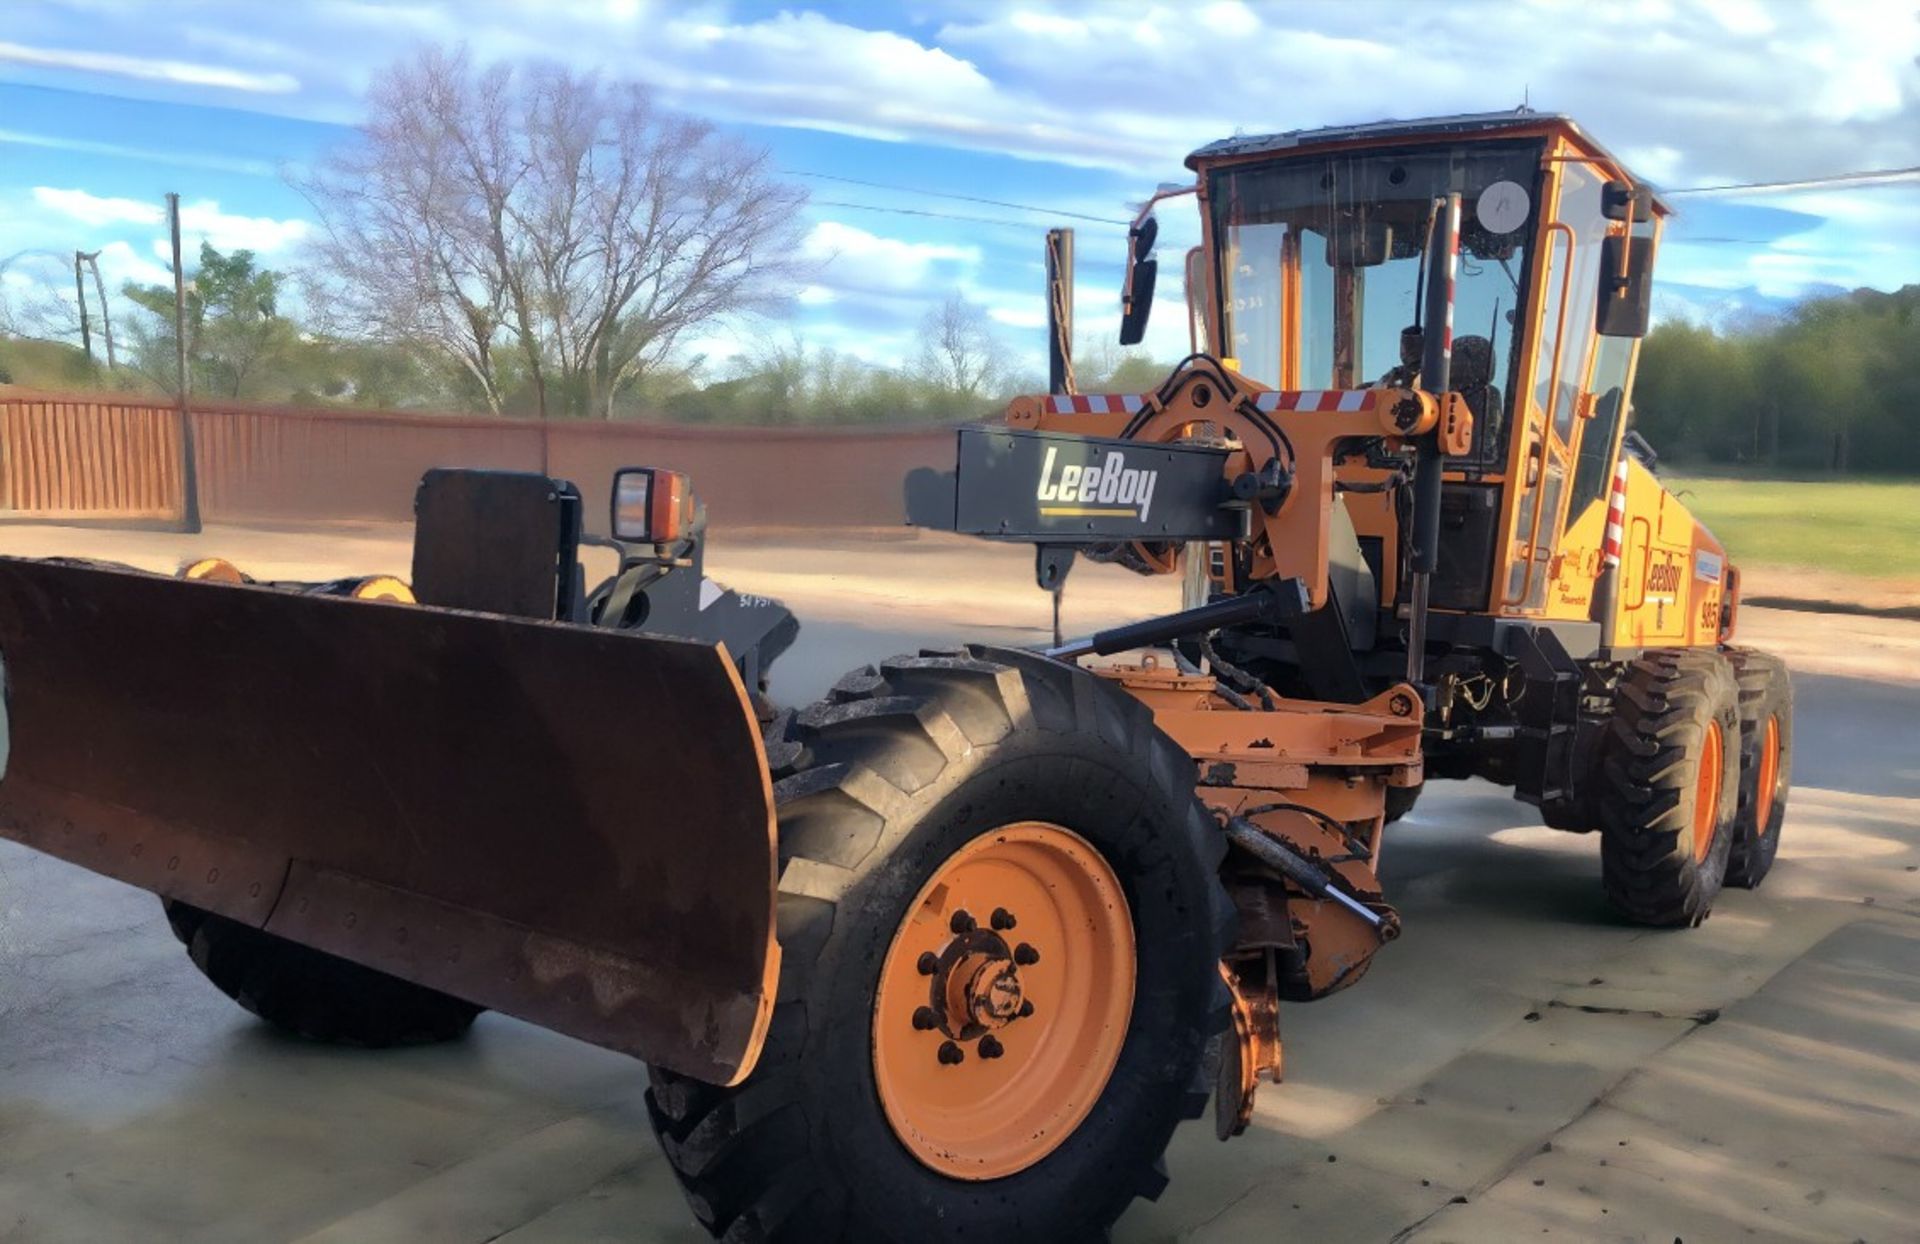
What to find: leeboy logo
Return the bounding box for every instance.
[1036,446,1159,521]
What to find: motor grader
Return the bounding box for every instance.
[0,111,1791,1242]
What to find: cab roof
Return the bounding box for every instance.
[1187,109,1671,214]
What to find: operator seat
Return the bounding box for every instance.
[1451,334,1500,433]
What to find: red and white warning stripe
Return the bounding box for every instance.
[1441,205,1459,362]
[1252,389,1375,413]
[1602,456,1630,567]
[1040,393,1147,415]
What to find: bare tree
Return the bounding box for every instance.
[914,293,1009,400]
[0,252,82,346]
[298,47,806,418]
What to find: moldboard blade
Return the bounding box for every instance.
[0,556,778,1086]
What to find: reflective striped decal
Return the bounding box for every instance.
[1251,389,1378,413]
[1602,457,1629,566]
[1040,393,1147,414]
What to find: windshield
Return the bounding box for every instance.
[1209,140,1543,468]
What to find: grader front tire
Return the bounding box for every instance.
[646,647,1234,1242]
[1597,649,1742,927]
[164,901,482,1047]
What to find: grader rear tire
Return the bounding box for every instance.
[1384,782,1423,824]
[164,901,482,1047]
[646,646,1234,1243]
[1597,649,1742,927]
[1723,648,1793,889]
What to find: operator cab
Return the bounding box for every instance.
[1186,111,1666,622]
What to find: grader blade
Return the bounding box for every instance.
[0,556,778,1086]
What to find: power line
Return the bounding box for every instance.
[1664,166,1920,196]
[788,168,1130,225]
[811,198,1125,231]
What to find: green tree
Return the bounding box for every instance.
[123,242,299,399]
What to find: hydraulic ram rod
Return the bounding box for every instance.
[1224,816,1388,934]
[1044,580,1307,661]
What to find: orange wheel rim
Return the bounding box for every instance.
[1755,715,1780,835]
[180,557,245,584]
[350,575,416,603]
[872,822,1135,1180]
[1692,719,1725,863]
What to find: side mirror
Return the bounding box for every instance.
[1601,180,1651,222]
[1596,235,1654,338]
[1119,258,1158,345]
[611,466,693,543]
[1118,213,1160,345]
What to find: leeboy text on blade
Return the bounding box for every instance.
[1035,446,1160,521]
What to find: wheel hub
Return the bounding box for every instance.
[951,949,1023,1032]
[871,822,1136,1180]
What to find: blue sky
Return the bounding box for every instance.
[2,0,1916,378]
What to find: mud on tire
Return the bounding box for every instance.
[1723,648,1793,889]
[164,901,482,1046]
[645,645,1235,1243]
[1597,648,1742,927]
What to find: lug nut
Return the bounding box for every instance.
[950,909,976,934]
[1018,1000,1034,1018]
[978,1035,1005,1059]
[912,1006,939,1031]
[990,907,1017,931]
[1014,942,1040,966]
[937,1040,965,1065]
[917,951,940,976]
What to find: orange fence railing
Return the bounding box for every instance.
[0,389,956,531]
[0,396,186,520]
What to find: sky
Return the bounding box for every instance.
[2,0,1917,379]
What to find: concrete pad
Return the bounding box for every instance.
[1408,919,1920,1244]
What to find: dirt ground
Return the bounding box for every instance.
[1,520,1917,1243]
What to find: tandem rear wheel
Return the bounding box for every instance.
[1723,647,1794,889]
[1596,649,1743,927]
[646,646,1234,1243]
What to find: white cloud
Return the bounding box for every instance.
[30,186,311,255]
[0,128,279,176]
[90,239,172,290]
[0,39,298,93]
[801,220,979,296]
[31,186,161,227]
[176,199,311,253]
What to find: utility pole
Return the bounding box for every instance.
[72,251,94,365]
[168,192,202,532]
[1045,228,1074,396]
[79,250,115,370]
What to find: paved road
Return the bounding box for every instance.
[1,531,1917,1242]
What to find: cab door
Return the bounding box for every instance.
[1498,154,1651,620]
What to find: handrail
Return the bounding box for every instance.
[1502,220,1576,608]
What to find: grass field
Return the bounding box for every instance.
[1667,475,1920,579]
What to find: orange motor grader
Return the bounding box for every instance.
[0,111,1790,1242]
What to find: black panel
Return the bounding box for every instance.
[945,427,1239,543]
[412,469,581,620]
[1431,482,1500,612]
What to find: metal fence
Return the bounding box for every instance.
[0,389,955,531]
